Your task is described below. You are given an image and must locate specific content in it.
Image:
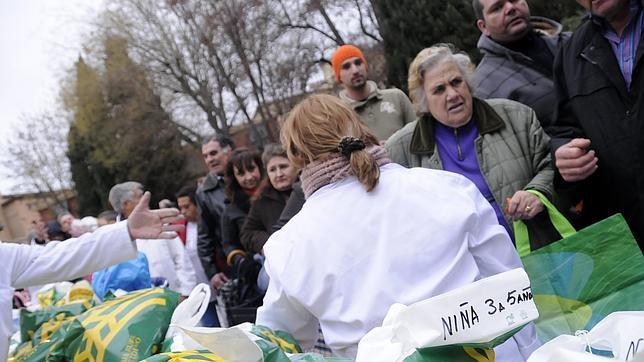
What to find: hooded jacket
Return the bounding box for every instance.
[473,16,570,128]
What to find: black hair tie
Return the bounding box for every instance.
[338,137,366,157]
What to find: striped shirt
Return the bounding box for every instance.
[599,0,644,89]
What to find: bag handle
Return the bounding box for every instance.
[514,189,576,257]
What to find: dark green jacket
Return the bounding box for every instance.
[385,98,553,226]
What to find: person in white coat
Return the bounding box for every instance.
[255,94,539,360]
[0,191,184,358]
[109,182,197,296]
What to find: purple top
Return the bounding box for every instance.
[599,0,644,89]
[434,120,512,237]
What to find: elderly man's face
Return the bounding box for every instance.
[477,0,531,43]
[58,214,74,233]
[575,0,629,21]
[423,61,473,128]
[339,57,367,90]
[122,188,143,218]
[202,140,230,176]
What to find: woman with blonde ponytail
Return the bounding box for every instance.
[256,94,535,360]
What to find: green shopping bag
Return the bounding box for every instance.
[514,190,644,343]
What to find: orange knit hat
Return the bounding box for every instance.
[331,45,368,82]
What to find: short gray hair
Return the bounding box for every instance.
[261,143,287,167]
[108,181,143,214]
[407,44,476,114]
[203,135,235,150]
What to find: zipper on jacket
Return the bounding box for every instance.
[580,52,598,66]
[453,128,464,161]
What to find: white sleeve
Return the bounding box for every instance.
[464,179,524,278]
[168,237,197,296]
[10,221,138,289]
[255,259,319,350]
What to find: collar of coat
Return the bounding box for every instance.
[255,183,291,204]
[477,16,565,58]
[409,97,505,155]
[201,172,223,192]
[339,80,381,108]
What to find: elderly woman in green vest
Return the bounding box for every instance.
[385,44,553,241]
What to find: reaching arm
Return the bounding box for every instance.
[9,222,137,289]
[9,191,182,289]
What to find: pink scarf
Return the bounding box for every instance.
[300,145,391,198]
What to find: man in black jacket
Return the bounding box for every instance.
[550,0,644,249]
[196,136,235,290]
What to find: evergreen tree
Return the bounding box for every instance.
[101,36,197,207]
[372,0,479,92]
[528,1,585,31]
[67,57,114,215]
[66,37,198,214]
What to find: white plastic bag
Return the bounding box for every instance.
[356,268,539,361]
[175,323,263,362]
[527,311,644,362]
[165,283,211,337]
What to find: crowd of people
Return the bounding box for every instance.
[4,0,644,360]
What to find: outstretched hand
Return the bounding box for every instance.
[127,191,184,240]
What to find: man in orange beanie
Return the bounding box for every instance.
[331,44,415,141]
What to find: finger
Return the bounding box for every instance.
[160,215,185,224]
[507,193,527,216]
[133,191,151,213]
[517,199,530,219]
[507,196,519,215]
[561,157,598,181]
[555,141,591,161]
[556,150,596,168]
[161,224,185,233]
[568,138,591,150]
[153,208,181,219]
[157,231,179,239]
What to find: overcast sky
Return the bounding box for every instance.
[0,0,104,194]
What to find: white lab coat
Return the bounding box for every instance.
[256,163,538,359]
[0,221,137,358]
[135,236,196,296]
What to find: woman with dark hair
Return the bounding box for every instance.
[240,144,299,255]
[255,94,538,360]
[220,148,263,282]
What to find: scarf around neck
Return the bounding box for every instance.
[300,145,391,198]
